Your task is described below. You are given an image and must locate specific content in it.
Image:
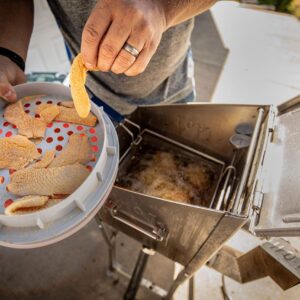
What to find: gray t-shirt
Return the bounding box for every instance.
[47,0,194,114]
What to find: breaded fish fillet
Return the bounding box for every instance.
[31,149,56,168]
[5,195,49,215]
[0,135,41,169]
[4,101,47,138]
[36,104,97,127]
[60,101,74,108]
[39,105,60,123]
[49,134,92,168]
[7,163,89,196]
[55,106,97,127]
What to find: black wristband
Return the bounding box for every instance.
[0,47,25,72]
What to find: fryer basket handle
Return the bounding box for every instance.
[110,206,168,242]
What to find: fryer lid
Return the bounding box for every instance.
[253,97,300,236]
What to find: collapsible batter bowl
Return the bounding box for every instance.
[0,82,119,248]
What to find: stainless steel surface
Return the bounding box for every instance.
[138,104,268,162]
[215,133,251,210]
[117,127,225,209]
[262,238,300,280]
[101,104,267,266]
[142,129,224,165]
[277,95,300,114]
[111,206,168,242]
[165,213,246,299]
[232,107,265,213]
[235,122,254,136]
[99,102,300,297]
[253,101,300,236]
[207,239,300,290]
[102,189,226,266]
[215,152,237,210]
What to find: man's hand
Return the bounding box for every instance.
[0,56,26,102]
[81,0,167,76]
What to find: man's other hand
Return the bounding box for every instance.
[0,56,26,102]
[81,0,167,76]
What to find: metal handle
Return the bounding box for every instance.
[110,207,167,242]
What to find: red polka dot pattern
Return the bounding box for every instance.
[9,169,16,175]
[4,199,13,208]
[92,146,99,152]
[0,97,102,211]
[89,128,96,134]
[91,136,98,143]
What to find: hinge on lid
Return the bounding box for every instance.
[249,179,265,233]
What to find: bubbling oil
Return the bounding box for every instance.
[116,144,218,207]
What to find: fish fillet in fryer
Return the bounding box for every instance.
[70,53,91,118]
[4,101,47,138]
[49,134,92,168]
[31,149,56,168]
[0,135,41,169]
[5,195,49,215]
[7,163,90,196]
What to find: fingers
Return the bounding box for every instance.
[0,82,17,102]
[124,39,159,76]
[110,36,145,74]
[97,20,131,71]
[81,1,112,69]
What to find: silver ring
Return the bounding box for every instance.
[123,42,139,58]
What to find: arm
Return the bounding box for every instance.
[163,0,216,28]
[81,0,215,77]
[0,0,34,101]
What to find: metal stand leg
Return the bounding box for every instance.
[165,268,191,300]
[95,215,118,273]
[123,247,155,300]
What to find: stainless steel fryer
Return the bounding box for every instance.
[99,97,300,298]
